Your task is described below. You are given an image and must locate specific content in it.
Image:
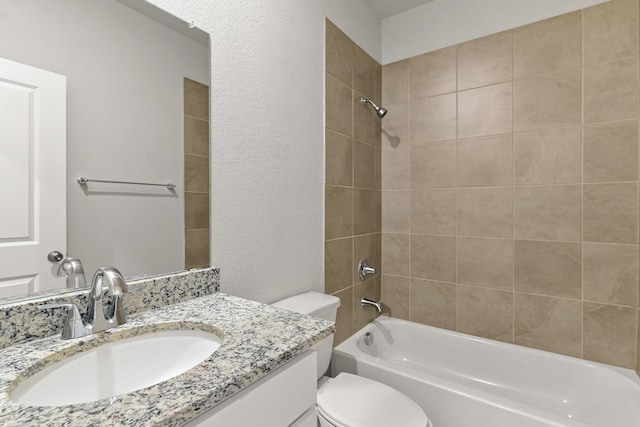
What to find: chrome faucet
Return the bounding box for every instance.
[85,267,128,332]
[38,267,128,339]
[56,258,87,289]
[358,258,377,281]
[361,297,383,313]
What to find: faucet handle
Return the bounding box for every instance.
[37,303,82,320]
[37,303,88,339]
[358,258,377,281]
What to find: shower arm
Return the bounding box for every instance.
[360,96,388,118]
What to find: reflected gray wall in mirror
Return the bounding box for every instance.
[0,0,210,298]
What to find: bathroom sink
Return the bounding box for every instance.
[9,329,222,406]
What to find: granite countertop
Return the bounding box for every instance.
[0,293,334,426]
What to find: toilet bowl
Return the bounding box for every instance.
[273,292,433,427]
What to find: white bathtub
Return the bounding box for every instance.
[331,317,640,427]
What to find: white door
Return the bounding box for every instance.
[0,57,66,297]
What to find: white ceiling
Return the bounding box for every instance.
[364,0,437,20]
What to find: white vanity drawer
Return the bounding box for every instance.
[183,350,317,427]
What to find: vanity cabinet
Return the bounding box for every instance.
[183,351,317,427]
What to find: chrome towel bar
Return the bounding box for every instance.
[77,176,176,190]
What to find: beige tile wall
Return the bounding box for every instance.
[325,20,382,345]
[381,0,640,370]
[184,78,210,269]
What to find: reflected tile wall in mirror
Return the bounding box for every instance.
[184,78,211,270]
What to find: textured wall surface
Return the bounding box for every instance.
[147,0,381,302]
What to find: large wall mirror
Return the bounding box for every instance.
[0,0,210,300]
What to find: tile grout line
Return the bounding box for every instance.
[408,58,413,323]
[511,28,516,345]
[455,44,460,333]
[580,7,585,361]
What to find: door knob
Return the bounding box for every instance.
[47,250,64,263]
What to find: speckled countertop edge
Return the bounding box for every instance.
[0,267,220,350]
[0,293,334,426]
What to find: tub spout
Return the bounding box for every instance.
[361,297,383,313]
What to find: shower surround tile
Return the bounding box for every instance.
[513,185,582,241]
[410,278,456,330]
[457,134,513,187]
[410,46,457,99]
[457,187,513,238]
[381,102,409,148]
[411,93,457,143]
[325,20,382,344]
[457,285,513,343]
[411,189,457,235]
[382,233,411,276]
[382,191,410,233]
[583,0,639,65]
[583,183,639,244]
[458,82,513,139]
[376,1,640,370]
[382,59,410,105]
[583,242,639,306]
[325,19,354,86]
[326,130,353,186]
[457,237,514,290]
[513,69,581,131]
[513,126,582,185]
[411,235,457,282]
[457,30,513,91]
[354,140,376,189]
[325,238,353,294]
[382,274,411,320]
[410,141,457,189]
[583,302,638,369]
[382,145,411,189]
[326,75,353,136]
[514,240,582,299]
[583,120,638,183]
[584,56,639,124]
[513,12,581,78]
[325,186,354,239]
[514,293,582,357]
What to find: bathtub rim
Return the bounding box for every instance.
[335,316,640,384]
[331,316,640,427]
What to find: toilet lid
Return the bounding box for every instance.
[316,373,428,427]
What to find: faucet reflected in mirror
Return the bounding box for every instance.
[0,0,211,302]
[55,258,86,290]
[37,267,128,339]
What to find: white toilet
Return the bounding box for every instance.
[273,292,433,427]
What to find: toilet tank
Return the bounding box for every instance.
[272,292,340,379]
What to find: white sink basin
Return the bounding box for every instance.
[9,329,222,406]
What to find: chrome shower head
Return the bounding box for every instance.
[360,97,388,118]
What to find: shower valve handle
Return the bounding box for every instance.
[358,258,377,281]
